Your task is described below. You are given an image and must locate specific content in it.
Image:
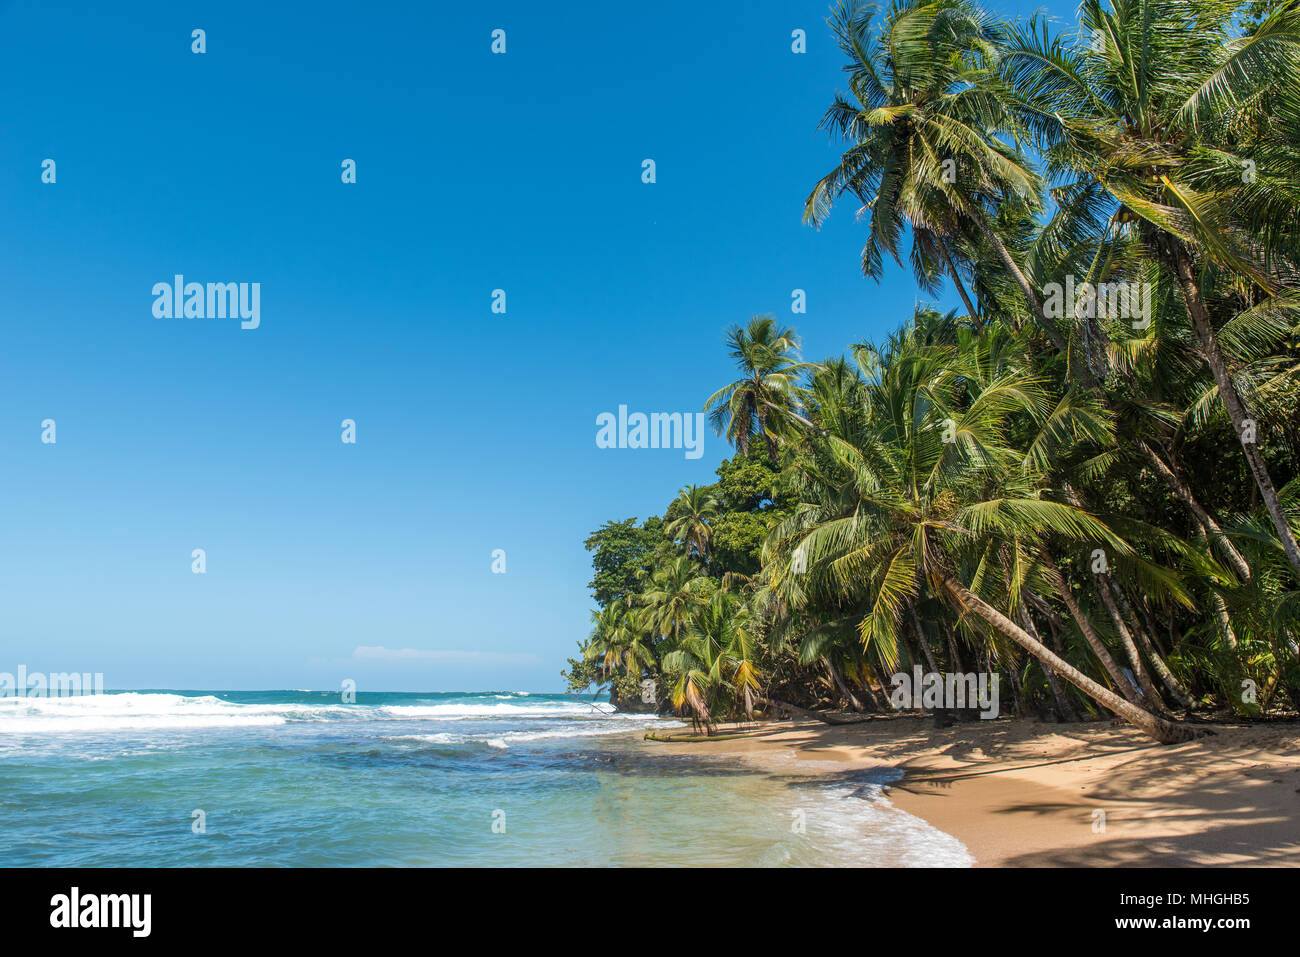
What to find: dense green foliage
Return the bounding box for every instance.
[582,517,664,607]
[565,0,1300,742]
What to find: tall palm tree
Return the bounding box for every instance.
[704,315,816,460]
[999,0,1300,575]
[665,485,720,564]
[804,0,1062,344]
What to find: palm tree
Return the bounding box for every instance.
[569,3,1300,727]
[661,591,760,730]
[585,600,654,683]
[804,0,1063,344]
[640,556,710,643]
[999,0,1300,575]
[704,315,816,460]
[771,319,1191,741]
[665,485,720,564]
[710,593,762,719]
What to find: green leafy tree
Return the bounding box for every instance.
[583,517,662,605]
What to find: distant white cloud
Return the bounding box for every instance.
[350,645,542,666]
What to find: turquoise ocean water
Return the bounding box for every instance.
[0,690,972,866]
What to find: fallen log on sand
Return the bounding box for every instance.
[757,696,859,726]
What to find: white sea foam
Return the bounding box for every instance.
[0,691,670,741]
[396,714,680,748]
[777,761,974,867]
[378,702,625,720]
[0,692,347,733]
[499,720,677,742]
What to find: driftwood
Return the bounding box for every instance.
[757,696,857,726]
[643,731,756,742]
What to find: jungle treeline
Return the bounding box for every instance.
[564,0,1300,743]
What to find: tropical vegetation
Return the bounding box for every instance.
[564,0,1300,744]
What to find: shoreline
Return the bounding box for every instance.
[638,715,1300,866]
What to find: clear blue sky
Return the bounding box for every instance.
[0,0,1077,692]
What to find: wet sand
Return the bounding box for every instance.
[642,715,1300,866]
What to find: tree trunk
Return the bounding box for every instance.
[1005,658,1027,718]
[1167,238,1300,578]
[1210,586,1239,650]
[1035,598,1102,720]
[860,662,891,711]
[939,573,1192,744]
[905,600,951,722]
[1135,439,1252,582]
[757,697,857,726]
[965,202,1068,351]
[822,656,865,713]
[997,547,1076,722]
[1039,549,1144,703]
[940,242,980,320]
[943,622,968,674]
[1095,573,1170,713]
[1110,582,1195,710]
[1135,595,1170,657]
[1020,602,1079,722]
[906,600,942,673]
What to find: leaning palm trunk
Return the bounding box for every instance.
[1166,239,1300,578]
[939,242,979,320]
[1018,602,1079,722]
[965,202,1067,351]
[1210,586,1239,650]
[821,656,866,713]
[1039,550,1144,704]
[1094,574,1170,713]
[939,574,1191,744]
[1135,596,1171,658]
[1135,440,1252,582]
[1109,582,1196,710]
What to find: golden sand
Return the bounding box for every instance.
[644,715,1300,866]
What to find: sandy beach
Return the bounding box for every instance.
[644,716,1300,866]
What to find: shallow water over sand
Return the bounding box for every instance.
[0,690,971,866]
